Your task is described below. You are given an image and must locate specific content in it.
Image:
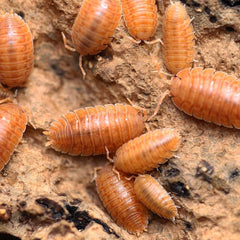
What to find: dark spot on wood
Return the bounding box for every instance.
[0,233,21,240]
[65,205,119,238]
[229,168,239,179]
[209,16,217,23]
[225,26,235,32]
[165,168,180,178]
[168,181,190,197]
[221,0,240,7]
[196,160,214,182]
[16,11,25,19]
[204,6,211,14]
[185,221,192,230]
[19,201,26,208]
[35,198,64,221]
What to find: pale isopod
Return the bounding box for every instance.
[0,12,34,87]
[171,67,240,128]
[113,128,180,174]
[134,174,177,220]
[45,104,145,156]
[96,165,149,234]
[163,2,194,74]
[0,103,27,171]
[121,0,158,43]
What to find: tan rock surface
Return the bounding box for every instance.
[0,0,240,239]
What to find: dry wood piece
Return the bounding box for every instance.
[163,2,194,74]
[0,12,34,87]
[171,67,240,128]
[96,165,149,235]
[0,103,27,171]
[45,104,145,156]
[114,129,180,174]
[134,174,177,220]
[121,0,158,42]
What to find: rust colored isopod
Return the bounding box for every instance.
[0,103,27,171]
[45,104,145,156]
[170,67,240,128]
[163,2,194,74]
[113,129,180,174]
[71,0,121,56]
[96,165,149,234]
[0,12,34,87]
[121,0,158,42]
[134,175,177,220]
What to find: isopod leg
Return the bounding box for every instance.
[144,39,163,45]
[126,98,148,121]
[147,90,170,121]
[91,167,102,183]
[127,36,141,44]
[112,165,121,180]
[0,97,13,105]
[79,55,86,79]
[105,146,114,163]
[61,32,76,52]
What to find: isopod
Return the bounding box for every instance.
[63,0,121,76]
[134,174,177,220]
[163,1,194,74]
[171,67,240,128]
[0,12,34,87]
[96,165,149,234]
[45,104,145,156]
[113,129,180,174]
[121,0,158,43]
[0,103,27,171]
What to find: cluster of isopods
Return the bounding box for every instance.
[0,0,240,236]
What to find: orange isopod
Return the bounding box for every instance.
[71,0,121,56]
[113,129,180,174]
[45,104,145,156]
[0,12,34,87]
[170,67,240,128]
[163,1,194,74]
[0,103,27,171]
[134,175,177,220]
[121,0,158,42]
[96,165,149,234]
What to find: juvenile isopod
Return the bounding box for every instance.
[170,67,240,128]
[0,102,27,171]
[63,0,121,76]
[163,1,194,74]
[45,104,145,156]
[121,0,159,44]
[96,165,149,234]
[0,12,34,87]
[113,129,180,174]
[134,174,177,220]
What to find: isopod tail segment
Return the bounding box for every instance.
[61,32,86,78]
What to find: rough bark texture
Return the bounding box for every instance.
[0,0,240,239]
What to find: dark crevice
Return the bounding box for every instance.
[168,181,190,197]
[0,233,21,240]
[35,198,64,221]
[65,205,119,238]
[221,0,240,7]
